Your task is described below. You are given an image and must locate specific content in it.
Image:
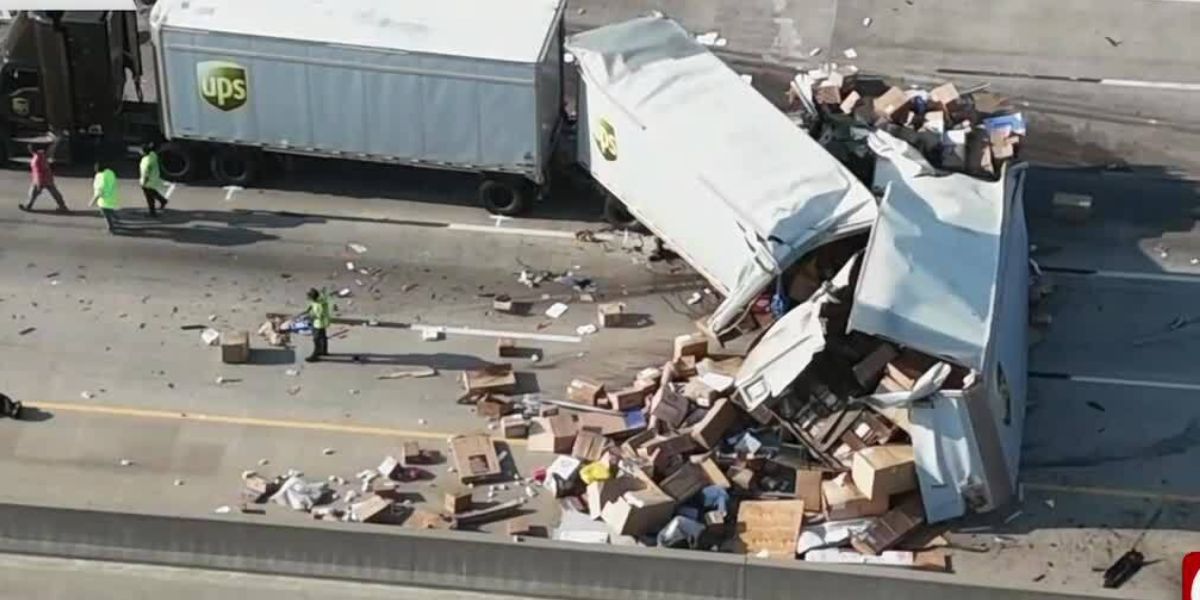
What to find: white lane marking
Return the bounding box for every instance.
[1069,375,1200,392]
[222,186,243,202]
[446,223,578,239]
[410,323,582,344]
[1101,79,1200,92]
[1051,269,1200,285]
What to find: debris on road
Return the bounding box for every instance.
[17,327,35,336]
[200,328,221,346]
[545,302,569,319]
[378,367,438,380]
[346,243,368,254]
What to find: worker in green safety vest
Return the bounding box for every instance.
[301,288,331,362]
[88,161,121,234]
[139,144,169,217]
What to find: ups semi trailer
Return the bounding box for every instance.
[0,0,568,215]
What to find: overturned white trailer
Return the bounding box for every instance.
[569,16,1029,524]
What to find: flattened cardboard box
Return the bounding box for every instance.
[734,500,806,558]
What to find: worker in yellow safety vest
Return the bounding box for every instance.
[88,162,120,234]
[139,144,169,217]
[302,288,331,362]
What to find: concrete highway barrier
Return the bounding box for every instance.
[0,503,1108,600]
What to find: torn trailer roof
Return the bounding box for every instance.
[568,15,878,336]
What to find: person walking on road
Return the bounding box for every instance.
[139,144,168,217]
[21,145,68,213]
[89,162,121,234]
[301,288,331,362]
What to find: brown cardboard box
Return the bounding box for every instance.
[350,494,396,524]
[500,415,529,439]
[673,355,699,378]
[851,496,926,555]
[572,430,611,462]
[220,331,250,364]
[608,386,650,411]
[587,477,641,518]
[527,414,577,453]
[399,441,424,466]
[851,445,916,500]
[673,333,708,362]
[377,455,401,479]
[990,130,1015,159]
[567,378,606,406]
[839,90,861,115]
[641,432,697,458]
[823,475,888,520]
[694,456,732,489]
[682,378,719,406]
[597,302,629,328]
[658,462,707,501]
[241,474,276,503]
[506,517,533,536]
[815,82,842,105]
[794,469,824,511]
[449,433,502,483]
[462,364,516,394]
[578,412,643,437]
[690,398,738,449]
[476,396,513,419]
[496,338,520,358]
[873,87,909,120]
[852,344,899,388]
[928,82,959,106]
[601,488,676,536]
[444,490,473,514]
[651,386,690,428]
[733,500,805,557]
[728,465,757,491]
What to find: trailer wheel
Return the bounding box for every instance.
[158,142,199,181]
[479,178,530,216]
[603,194,639,229]
[210,147,260,187]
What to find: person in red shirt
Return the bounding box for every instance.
[21,145,67,212]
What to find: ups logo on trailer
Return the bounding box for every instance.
[593,117,617,161]
[197,61,248,111]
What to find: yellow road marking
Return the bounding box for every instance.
[29,401,526,447]
[30,401,1200,504]
[1022,482,1200,504]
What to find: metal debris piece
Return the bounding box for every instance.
[862,17,872,27]
[843,48,858,59]
[576,324,598,336]
[347,243,368,254]
[214,505,232,514]
[322,448,336,456]
[378,367,438,380]
[173,479,185,486]
[119,459,134,467]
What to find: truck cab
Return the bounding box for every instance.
[0,9,142,163]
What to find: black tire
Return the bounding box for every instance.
[210,146,260,187]
[479,177,531,216]
[158,141,199,181]
[603,194,639,229]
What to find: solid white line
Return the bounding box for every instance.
[1101,78,1200,92]
[446,223,577,239]
[1051,269,1200,284]
[1070,375,1200,392]
[1092,270,1200,284]
[410,323,582,344]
